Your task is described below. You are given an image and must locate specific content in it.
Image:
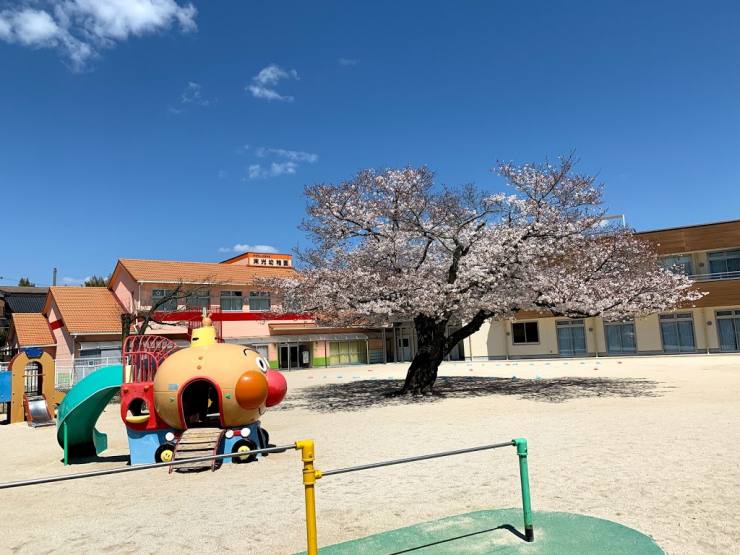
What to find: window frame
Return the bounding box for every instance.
[185,289,211,310]
[660,255,693,276]
[219,290,243,312]
[248,291,271,312]
[511,321,540,345]
[151,288,178,312]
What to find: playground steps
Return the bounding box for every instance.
[23,394,54,428]
[170,428,225,473]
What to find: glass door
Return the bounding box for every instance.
[716,310,740,352]
[660,313,696,352]
[556,320,587,356]
[605,321,637,354]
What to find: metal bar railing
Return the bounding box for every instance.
[297,438,534,555]
[321,441,515,477]
[0,444,296,491]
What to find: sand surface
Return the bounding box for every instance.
[1,355,739,554]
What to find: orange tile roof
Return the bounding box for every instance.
[12,313,55,347]
[114,258,297,285]
[47,287,124,335]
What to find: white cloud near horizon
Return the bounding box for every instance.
[0,0,197,70]
[218,244,279,254]
[247,64,299,102]
[338,57,358,67]
[62,276,89,285]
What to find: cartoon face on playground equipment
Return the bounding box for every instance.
[151,321,287,430]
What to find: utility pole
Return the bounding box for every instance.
[52,267,57,286]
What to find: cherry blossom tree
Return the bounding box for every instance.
[277,155,703,394]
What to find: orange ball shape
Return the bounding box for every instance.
[235,370,268,410]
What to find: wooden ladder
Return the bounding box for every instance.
[170,428,225,473]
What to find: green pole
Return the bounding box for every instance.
[63,422,69,466]
[513,438,534,542]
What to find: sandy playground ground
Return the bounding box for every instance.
[1,355,739,554]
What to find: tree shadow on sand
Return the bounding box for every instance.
[276,376,666,413]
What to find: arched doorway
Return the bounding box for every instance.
[180,379,221,428]
[24,361,43,396]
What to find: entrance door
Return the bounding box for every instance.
[396,328,413,362]
[279,344,303,369]
[605,321,637,354]
[180,379,221,428]
[556,320,587,356]
[717,310,740,352]
[660,313,696,352]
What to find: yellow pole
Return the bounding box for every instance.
[296,439,322,555]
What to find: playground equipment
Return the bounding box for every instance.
[56,316,288,467]
[0,437,664,554]
[295,438,534,554]
[2,348,61,426]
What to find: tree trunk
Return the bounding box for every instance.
[400,309,492,395]
[401,316,449,394]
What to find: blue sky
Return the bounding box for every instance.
[1,1,738,286]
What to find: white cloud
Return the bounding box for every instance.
[244,145,318,179]
[180,81,210,106]
[0,0,197,70]
[338,57,358,67]
[168,80,212,113]
[247,162,298,179]
[255,147,318,163]
[247,64,299,102]
[218,244,279,254]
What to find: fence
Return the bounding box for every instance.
[0,438,533,554]
[54,357,122,390]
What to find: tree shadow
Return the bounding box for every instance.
[277,376,665,413]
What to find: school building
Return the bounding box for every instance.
[465,219,740,359]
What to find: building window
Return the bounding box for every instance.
[708,250,740,279]
[660,313,696,352]
[185,289,210,310]
[512,322,539,344]
[660,255,693,276]
[249,291,271,311]
[220,291,243,312]
[716,310,740,352]
[556,319,587,356]
[151,289,178,312]
[604,321,637,354]
[328,340,368,365]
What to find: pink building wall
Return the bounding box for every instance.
[47,302,75,362]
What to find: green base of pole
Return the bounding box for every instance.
[513,438,533,542]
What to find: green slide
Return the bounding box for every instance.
[56,365,123,465]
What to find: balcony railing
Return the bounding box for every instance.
[689,270,740,282]
[55,356,122,390]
